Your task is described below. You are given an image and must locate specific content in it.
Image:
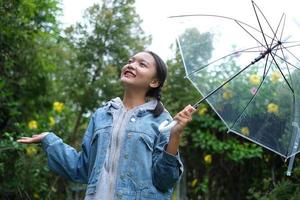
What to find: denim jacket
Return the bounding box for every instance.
[41,98,183,199]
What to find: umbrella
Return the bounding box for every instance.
[159,0,300,175]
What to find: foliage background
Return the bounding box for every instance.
[1,0,300,199]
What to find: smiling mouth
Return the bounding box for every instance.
[123,70,136,77]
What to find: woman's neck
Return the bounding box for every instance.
[123,90,146,110]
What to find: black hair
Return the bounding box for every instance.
[144,51,167,117]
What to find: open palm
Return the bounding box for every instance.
[17,133,48,144]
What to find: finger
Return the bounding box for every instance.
[186,105,196,114]
[177,113,188,122]
[17,137,32,140]
[17,136,40,143]
[16,138,33,143]
[174,115,191,125]
[173,105,195,123]
[183,109,192,117]
[180,105,196,117]
[179,111,193,120]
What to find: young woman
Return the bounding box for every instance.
[17,51,195,199]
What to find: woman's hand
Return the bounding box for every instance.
[171,105,196,136]
[17,132,49,144]
[166,105,196,155]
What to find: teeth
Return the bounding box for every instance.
[124,71,135,77]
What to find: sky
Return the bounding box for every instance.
[59,0,300,61]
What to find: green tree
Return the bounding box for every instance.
[0,0,150,198]
[0,0,61,133]
[59,0,150,143]
[0,0,63,198]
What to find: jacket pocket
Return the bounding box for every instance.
[91,125,112,143]
[139,183,171,199]
[89,126,111,161]
[139,134,154,152]
[88,126,112,184]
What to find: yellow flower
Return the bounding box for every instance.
[271,71,281,83]
[33,192,40,199]
[28,120,38,129]
[249,74,261,85]
[49,116,55,127]
[191,179,198,187]
[26,145,38,156]
[53,101,64,113]
[241,127,250,136]
[198,107,208,116]
[223,91,233,100]
[267,103,279,114]
[204,154,212,165]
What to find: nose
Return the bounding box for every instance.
[127,62,137,70]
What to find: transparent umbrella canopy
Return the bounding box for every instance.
[160,0,300,175]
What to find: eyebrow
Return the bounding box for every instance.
[132,56,150,65]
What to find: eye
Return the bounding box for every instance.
[128,58,133,64]
[140,62,147,68]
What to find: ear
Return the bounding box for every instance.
[149,79,160,89]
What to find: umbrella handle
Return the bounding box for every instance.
[286,122,300,176]
[159,120,178,133]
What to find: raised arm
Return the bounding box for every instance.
[17,114,95,183]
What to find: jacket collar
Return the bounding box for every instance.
[106,97,157,116]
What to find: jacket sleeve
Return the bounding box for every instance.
[152,128,183,192]
[41,114,95,183]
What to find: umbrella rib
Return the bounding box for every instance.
[252,0,285,47]
[185,45,265,77]
[192,63,254,108]
[234,20,266,48]
[278,46,295,90]
[230,43,288,130]
[274,15,290,75]
[281,44,300,64]
[279,14,286,41]
[230,52,273,129]
[282,43,300,49]
[270,13,285,48]
[282,41,300,45]
[192,51,270,109]
[273,41,300,70]
[251,0,270,48]
[270,52,294,93]
[262,20,281,77]
[272,51,300,71]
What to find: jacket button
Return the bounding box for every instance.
[116,192,123,199]
[130,117,136,122]
[120,175,125,180]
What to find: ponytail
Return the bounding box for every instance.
[147,89,165,117]
[144,51,167,117]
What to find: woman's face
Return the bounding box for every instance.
[120,52,159,92]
